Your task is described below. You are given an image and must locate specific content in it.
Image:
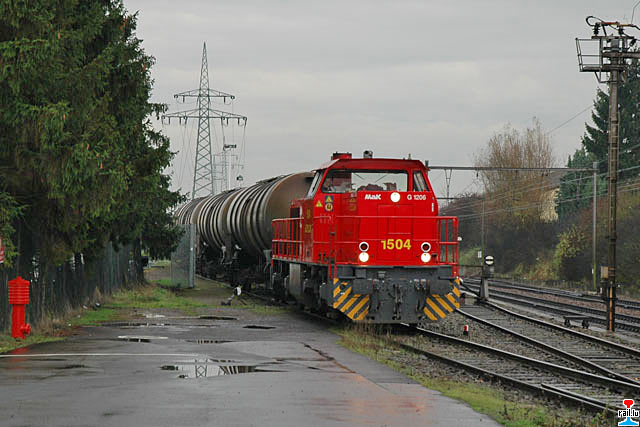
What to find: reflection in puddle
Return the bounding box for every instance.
[104,322,168,327]
[143,313,166,319]
[199,315,237,321]
[160,359,257,378]
[186,339,233,344]
[117,335,168,342]
[243,325,275,330]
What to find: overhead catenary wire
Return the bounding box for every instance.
[442,146,640,215]
[454,175,640,222]
[546,105,593,135]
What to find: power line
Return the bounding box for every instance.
[546,105,593,135]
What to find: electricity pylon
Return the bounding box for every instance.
[163,42,247,199]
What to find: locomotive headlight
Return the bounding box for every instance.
[420,252,431,263]
[421,242,431,253]
[359,241,369,252]
[390,192,401,203]
[358,252,370,263]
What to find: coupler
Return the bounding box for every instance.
[9,276,31,339]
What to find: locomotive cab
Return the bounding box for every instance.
[272,151,461,324]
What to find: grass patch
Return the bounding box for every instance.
[242,300,292,315]
[0,334,63,354]
[69,308,121,326]
[415,377,591,427]
[69,283,208,327]
[334,325,609,427]
[150,259,171,267]
[106,285,206,311]
[1,283,209,353]
[152,278,181,289]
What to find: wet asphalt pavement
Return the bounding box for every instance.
[0,308,498,426]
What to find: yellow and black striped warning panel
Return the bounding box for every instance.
[332,278,370,321]
[423,285,461,321]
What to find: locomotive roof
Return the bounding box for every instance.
[317,157,428,171]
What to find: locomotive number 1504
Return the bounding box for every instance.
[381,239,411,250]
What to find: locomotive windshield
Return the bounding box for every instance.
[321,170,408,193]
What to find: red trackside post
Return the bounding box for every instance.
[8,276,31,339]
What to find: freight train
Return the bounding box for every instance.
[175,151,461,324]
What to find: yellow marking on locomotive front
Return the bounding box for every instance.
[332,278,340,298]
[452,286,461,297]
[434,295,453,312]
[426,298,446,319]
[341,296,359,313]
[347,296,370,319]
[423,307,438,321]
[446,293,460,308]
[354,307,369,321]
[333,287,351,308]
[381,238,411,251]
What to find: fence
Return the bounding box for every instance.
[0,242,142,332]
[170,224,195,288]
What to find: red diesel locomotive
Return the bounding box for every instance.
[270,151,461,324]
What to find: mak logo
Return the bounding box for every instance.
[364,194,381,200]
[619,399,640,426]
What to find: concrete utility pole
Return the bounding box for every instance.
[577,17,640,331]
[592,161,598,292]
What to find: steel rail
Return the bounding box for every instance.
[459,282,640,360]
[475,277,640,311]
[457,304,640,386]
[390,324,635,414]
[463,281,640,332]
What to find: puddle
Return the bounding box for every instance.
[243,325,276,330]
[55,364,86,370]
[103,322,168,327]
[117,335,168,343]
[101,322,217,329]
[199,315,237,321]
[160,359,259,378]
[186,339,233,344]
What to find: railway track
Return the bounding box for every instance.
[463,279,640,333]
[471,277,640,312]
[389,325,640,414]
[229,278,639,414]
[457,302,640,385]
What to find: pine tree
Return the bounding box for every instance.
[555,148,605,222]
[0,0,183,266]
[556,58,640,222]
[582,59,640,176]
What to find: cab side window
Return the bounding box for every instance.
[306,171,324,197]
[412,171,429,191]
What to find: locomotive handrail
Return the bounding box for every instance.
[272,214,459,275]
[272,217,303,260]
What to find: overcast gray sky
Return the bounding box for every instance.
[126,0,639,197]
